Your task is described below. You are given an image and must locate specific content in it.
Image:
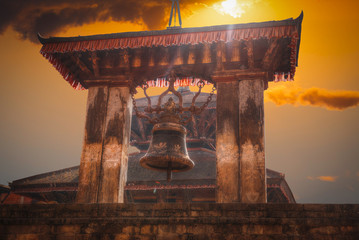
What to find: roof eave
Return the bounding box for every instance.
[38,13,303,45]
[295,11,304,66]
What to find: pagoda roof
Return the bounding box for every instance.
[38,13,302,46]
[38,13,303,92]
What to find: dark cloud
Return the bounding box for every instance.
[265,87,359,110]
[0,0,218,43]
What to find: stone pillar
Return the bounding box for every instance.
[239,79,266,203]
[98,87,132,203]
[216,81,240,203]
[76,86,109,203]
[76,86,132,203]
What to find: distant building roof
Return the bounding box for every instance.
[0,184,10,194]
[9,89,296,203]
[10,150,295,204]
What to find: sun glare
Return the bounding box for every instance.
[213,0,244,18]
[213,0,250,18]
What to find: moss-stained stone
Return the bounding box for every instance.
[0,203,358,239]
[216,81,240,203]
[239,79,266,203]
[76,86,132,204]
[77,86,109,203]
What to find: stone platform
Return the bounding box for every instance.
[0,203,358,239]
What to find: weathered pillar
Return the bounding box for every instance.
[76,86,109,203]
[216,81,240,203]
[239,79,266,203]
[98,87,132,203]
[76,86,132,203]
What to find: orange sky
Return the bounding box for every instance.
[0,0,358,203]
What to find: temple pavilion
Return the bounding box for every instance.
[2,13,303,204]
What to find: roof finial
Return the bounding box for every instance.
[168,0,182,29]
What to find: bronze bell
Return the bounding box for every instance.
[140,98,194,181]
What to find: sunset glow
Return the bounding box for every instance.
[0,0,358,204]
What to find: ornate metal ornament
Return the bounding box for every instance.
[131,74,216,181]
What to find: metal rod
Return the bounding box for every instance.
[168,0,182,28]
[174,2,176,26]
[168,1,175,27]
[177,0,182,27]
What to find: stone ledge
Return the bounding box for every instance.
[0,203,358,240]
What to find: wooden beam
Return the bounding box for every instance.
[148,48,155,67]
[247,40,254,69]
[216,42,225,71]
[91,51,100,77]
[158,47,169,66]
[231,41,240,62]
[132,48,142,68]
[262,38,280,70]
[202,43,211,64]
[212,70,268,82]
[194,44,204,65]
[119,49,130,68]
[83,78,131,88]
[69,53,93,77]
[269,39,285,72]
[174,46,183,66]
[188,45,196,65]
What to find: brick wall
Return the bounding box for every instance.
[0,203,358,239]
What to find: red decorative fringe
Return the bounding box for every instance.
[125,184,216,190]
[41,26,298,53]
[142,78,210,88]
